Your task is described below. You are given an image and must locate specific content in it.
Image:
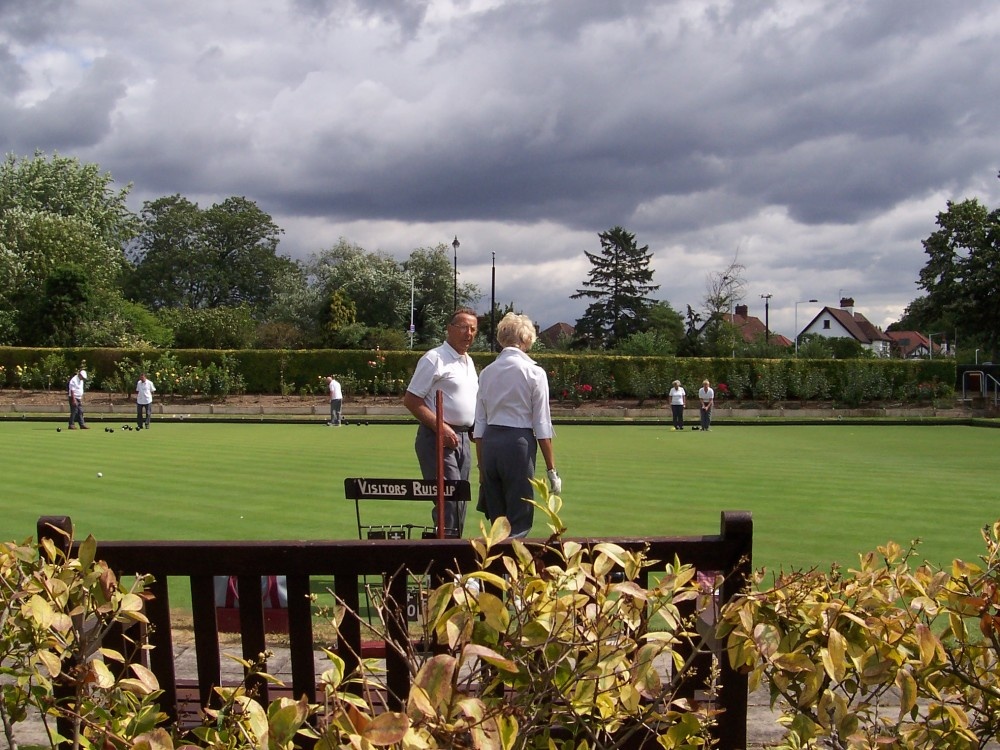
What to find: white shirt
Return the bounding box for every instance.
[473,347,554,439]
[328,378,343,400]
[68,374,85,400]
[136,378,156,405]
[669,386,686,405]
[699,386,714,404]
[406,341,478,427]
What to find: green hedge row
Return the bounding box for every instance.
[0,347,957,405]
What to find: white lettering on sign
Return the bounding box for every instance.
[357,480,408,496]
[413,482,455,497]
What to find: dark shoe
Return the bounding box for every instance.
[81,425,90,430]
[67,426,76,430]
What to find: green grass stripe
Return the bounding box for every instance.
[3,422,998,579]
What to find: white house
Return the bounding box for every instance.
[799,298,892,357]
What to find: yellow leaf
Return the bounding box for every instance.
[895,669,917,719]
[129,662,161,693]
[36,649,62,677]
[363,711,409,745]
[463,644,518,673]
[92,659,116,689]
[412,655,457,712]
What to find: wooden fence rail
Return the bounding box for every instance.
[37,511,752,748]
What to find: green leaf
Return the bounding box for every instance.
[78,534,97,570]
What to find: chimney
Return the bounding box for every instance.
[734,304,748,318]
[839,297,855,314]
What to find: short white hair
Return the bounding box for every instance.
[496,313,537,349]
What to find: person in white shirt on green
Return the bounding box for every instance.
[473,313,560,539]
[135,372,156,430]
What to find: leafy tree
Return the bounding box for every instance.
[322,289,358,347]
[793,333,834,359]
[24,264,93,347]
[158,305,257,349]
[127,195,291,315]
[572,226,659,348]
[917,191,1000,359]
[309,241,408,336]
[0,152,139,344]
[307,241,480,348]
[83,296,175,348]
[825,336,873,359]
[403,245,480,345]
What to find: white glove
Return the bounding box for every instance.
[546,469,562,495]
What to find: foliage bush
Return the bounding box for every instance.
[720,521,1000,748]
[2,492,727,749]
[0,528,159,749]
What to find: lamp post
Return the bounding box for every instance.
[451,236,460,311]
[794,299,818,357]
[408,274,415,349]
[490,251,496,352]
[722,275,735,357]
[760,293,772,346]
[928,332,942,360]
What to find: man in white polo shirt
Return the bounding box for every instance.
[67,367,89,430]
[135,372,156,430]
[403,308,479,537]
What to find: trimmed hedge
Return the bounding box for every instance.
[0,347,958,405]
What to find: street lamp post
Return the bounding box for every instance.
[452,236,460,311]
[760,293,772,346]
[928,332,942,360]
[490,251,496,352]
[794,299,819,357]
[722,275,735,357]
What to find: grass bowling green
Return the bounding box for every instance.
[3,420,998,580]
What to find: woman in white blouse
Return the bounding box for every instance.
[473,313,561,538]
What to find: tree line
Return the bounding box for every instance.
[2,152,996,359]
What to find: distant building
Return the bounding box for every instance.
[799,298,892,357]
[885,331,943,359]
[721,305,793,347]
[539,322,576,348]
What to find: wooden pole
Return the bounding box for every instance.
[435,391,445,538]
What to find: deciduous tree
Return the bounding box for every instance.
[127,195,292,315]
[0,152,138,344]
[917,191,1000,359]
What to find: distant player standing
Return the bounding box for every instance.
[135,372,156,430]
[67,367,89,430]
[698,379,714,431]
[326,375,343,426]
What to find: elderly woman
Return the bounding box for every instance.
[473,313,561,538]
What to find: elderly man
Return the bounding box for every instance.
[403,308,479,537]
[67,367,89,430]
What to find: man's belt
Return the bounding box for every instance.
[448,424,474,434]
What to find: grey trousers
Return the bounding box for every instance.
[478,426,536,539]
[414,424,470,536]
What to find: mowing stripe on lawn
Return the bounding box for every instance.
[3,422,998,579]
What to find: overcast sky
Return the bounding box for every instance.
[3,0,999,339]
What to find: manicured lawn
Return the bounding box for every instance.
[3,421,999,577]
